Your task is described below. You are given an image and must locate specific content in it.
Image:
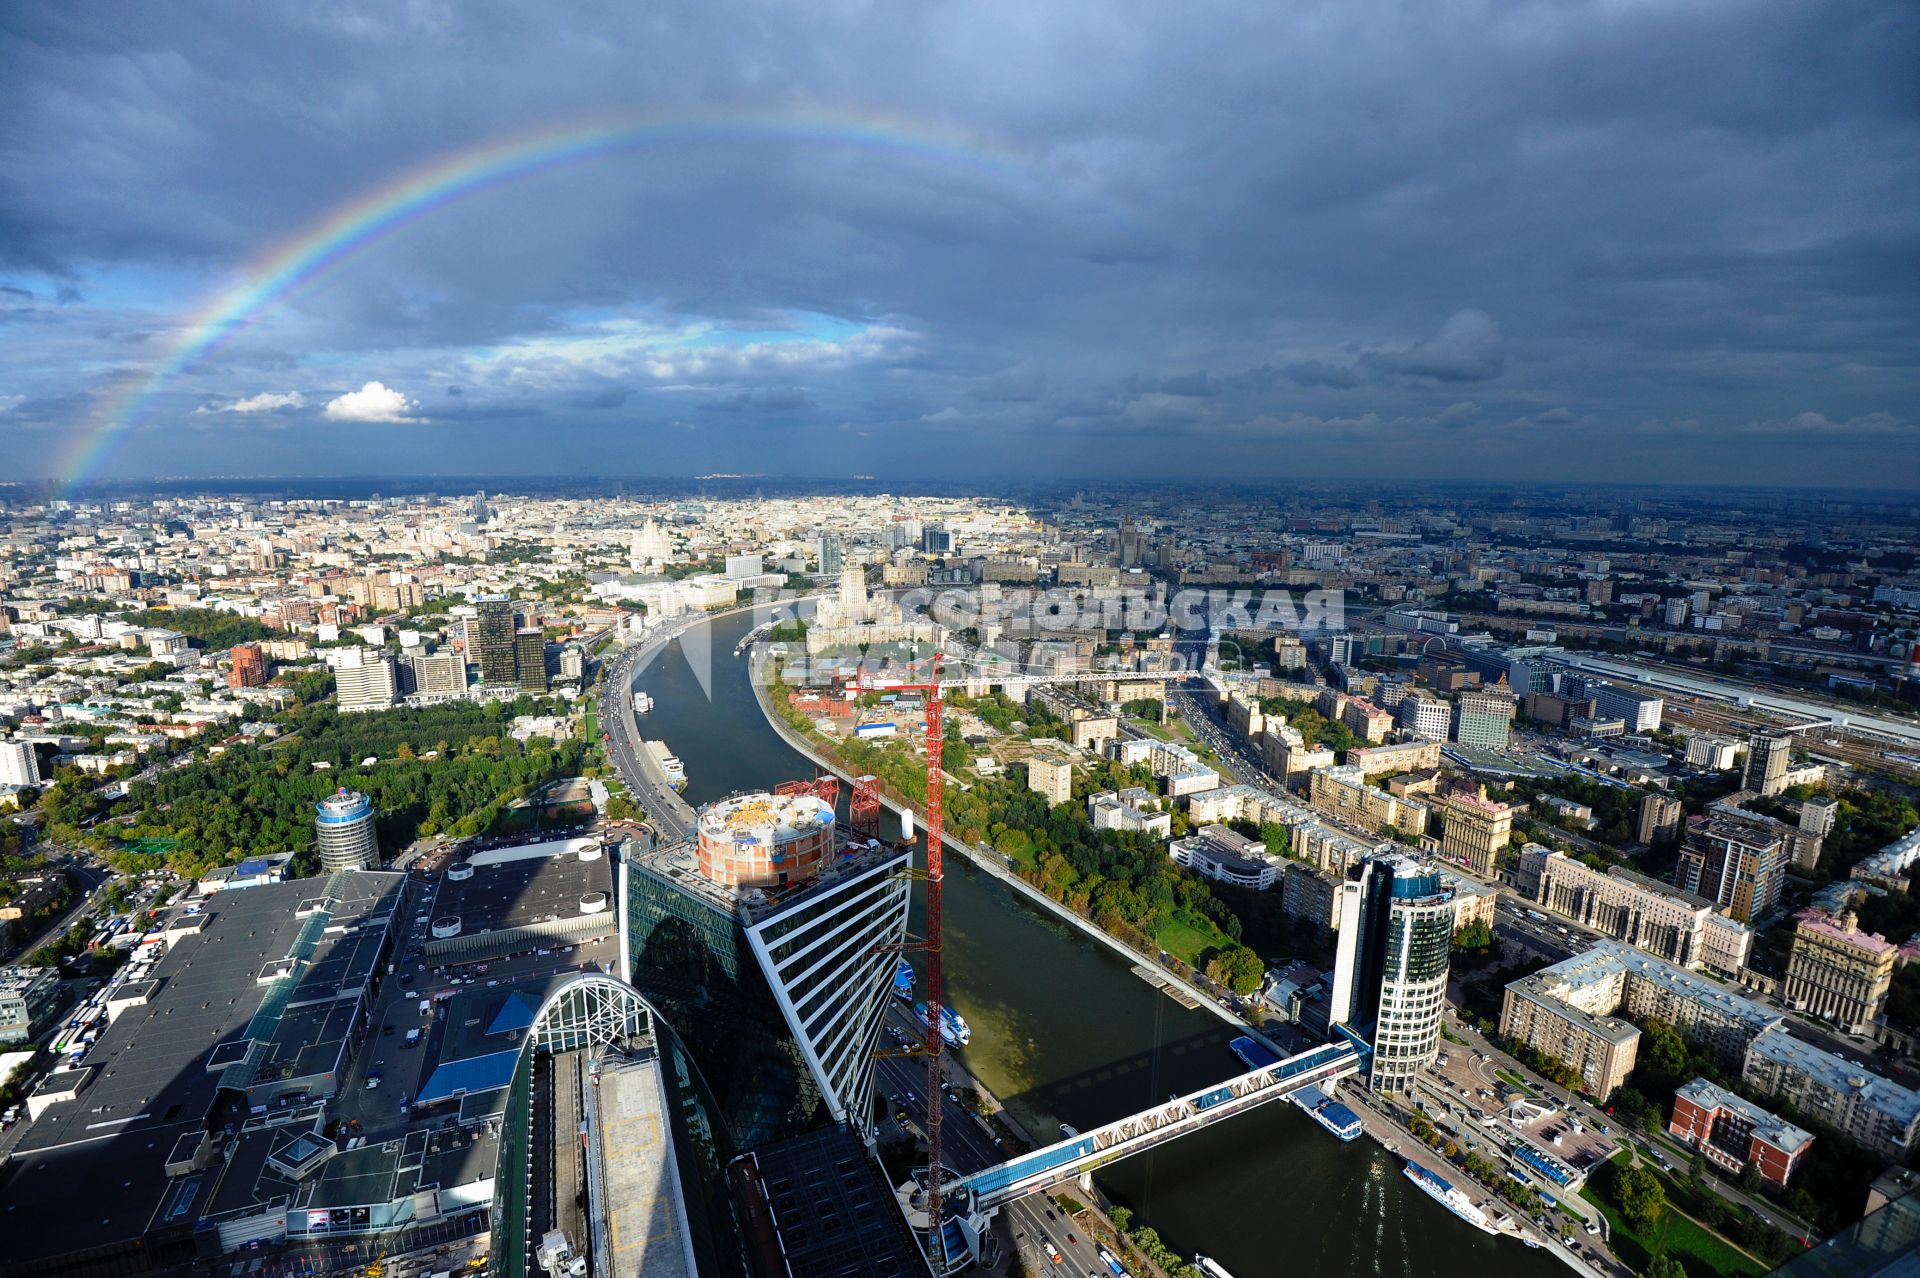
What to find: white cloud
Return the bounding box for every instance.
[0,394,24,414]
[324,381,420,423]
[198,390,306,415]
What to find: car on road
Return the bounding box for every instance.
[1042,1242,1063,1265]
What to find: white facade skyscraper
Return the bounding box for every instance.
[314,790,378,872]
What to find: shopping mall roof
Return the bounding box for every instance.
[434,838,613,933]
[0,871,404,1266]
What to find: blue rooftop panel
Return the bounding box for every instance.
[415,1049,521,1105]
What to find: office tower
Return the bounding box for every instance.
[0,741,41,788]
[1638,793,1684,845]
[1664,596,1689,627]
[1451,687,1516,749]
[817,533,843,575]
[921,523,951,554]
[1678,816,1788,923]
[228,643,268,688]
[314,789,377,871]
[471,595,518,685]
[1328,854,1454,1091]
[514,628,548,691]
[470,489,489,522]
[1783,909,1897,1035]
[1745,731,1793,797]
[334,653,398,711]
[1118,516,1143,568]
[1397,694,1451,742]
[625,792,911,1145]
[1588,684,1664,732]
[402,648,467,700]
[1440,791,1513,877]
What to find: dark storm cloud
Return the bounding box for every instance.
[0,0,1916,486]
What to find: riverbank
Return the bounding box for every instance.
[743,644,1289,1060]
[747,643,1610,1278]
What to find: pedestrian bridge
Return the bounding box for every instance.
[947,1034,1366,1211]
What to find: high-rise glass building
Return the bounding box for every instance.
[513,627,548,691]
[622,794,910,1147]
[470,595,518,686]
[314,789,378,872]
[1328,853,1454,1091]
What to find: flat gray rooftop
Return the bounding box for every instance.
[432,846,613,934]
[592,1050,695,1278]
[0,870,403,1266]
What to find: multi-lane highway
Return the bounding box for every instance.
[597,624,698,839]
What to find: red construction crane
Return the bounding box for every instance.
[855,653,951,1266]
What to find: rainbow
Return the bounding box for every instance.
[56,107,1146,492]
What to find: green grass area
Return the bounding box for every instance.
[1495,1068,1539,1096]
[583,703,598,745]
[1153,911,1233,966]
[1582,1157,1767,1278]
[1127,717,1174,742]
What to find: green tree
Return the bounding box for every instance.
[1612,1163,1667,1232]
[1641,1255,1686,1278]
[1204,945,1265,995]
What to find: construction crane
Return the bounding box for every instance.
[850,653,955,1268]
[847,652,1193,1269]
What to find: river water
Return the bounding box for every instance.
[630,611,1561,1278]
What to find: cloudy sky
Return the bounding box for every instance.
[2,1,1917,489]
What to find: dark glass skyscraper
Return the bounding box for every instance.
[470,595,517,686]
[1328,853,1454,1091]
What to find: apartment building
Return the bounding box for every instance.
[1281,863,1342,938]
[1087,788,1172,839]
[1346,739,1443,777]
[334,651,398,712]
[1668,1080,1813,1188]
[1638,793,1683,845]
[1499,941,1782,1095]
[1783,909,1897,1035]
[1340,697,1393,743]
[1028,757,1073,806]
[1309,764,1429,838]
[1397,694,1452,742]
[1439,790,1513,877]
[1529,848,1752,975]
[1742,1024,1920,1161]
[1678,815,1789,923]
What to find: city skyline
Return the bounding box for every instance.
[3,2,1918,489]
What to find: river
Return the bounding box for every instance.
[629,609,1562,1278]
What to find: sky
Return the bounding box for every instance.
[1,1,1917,490]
